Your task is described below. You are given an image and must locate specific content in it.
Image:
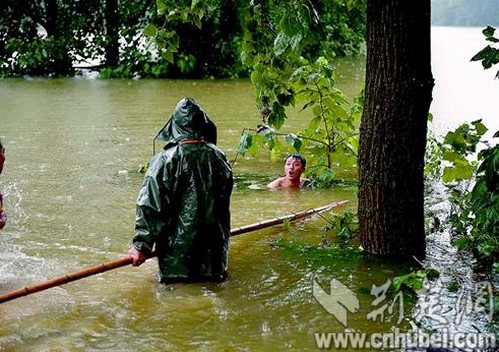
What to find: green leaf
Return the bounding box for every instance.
[156,0,167,15]
[485,49,499,69]
[237,133,253,155]
[268,102,286,130]
[444,131,467,153]
[143,24,158,37]
[484,147,499,190]
[273,32,289,57]
[454,236,471,251]
[161,51,174,63]
[471,46,493,63]
[472,121,488,136]
[193,17,202,29]
[242,40,254,53]
[442,163,474,183]
[483,25,499,42]
[191,0,201,9]
[250,70,263,86]
[285,133,302,152]
[307,116,321,132]
[312,105,322,117]
[472,45,499,69]
[392,270,433,293]
[442,150,460,162]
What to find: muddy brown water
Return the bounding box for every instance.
[0,27,498,351]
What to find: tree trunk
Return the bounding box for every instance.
[43,0,73,75]
[105,0,120,67]
[44,0,58,38]
[358,0,434,260]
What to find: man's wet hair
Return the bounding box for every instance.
[285,153,306,168]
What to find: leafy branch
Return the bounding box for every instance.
[236,57,360,186]
[471,25,499,78]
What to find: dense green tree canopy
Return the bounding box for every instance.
[0,0,157,77]
[0,0,366,79]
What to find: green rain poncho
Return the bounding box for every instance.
[132,98,233,283]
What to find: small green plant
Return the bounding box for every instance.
[446,281,460,293]
[392,268,440,294]
[323,210,359,245]
[271,210,362,266]
[237,57,360,187]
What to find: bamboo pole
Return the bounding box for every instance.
[0,200,348,304]
[0,257,133,304]
[230,200,348,236]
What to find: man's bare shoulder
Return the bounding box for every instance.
[267,177,285,189]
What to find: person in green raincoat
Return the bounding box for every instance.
[128,98,233,283]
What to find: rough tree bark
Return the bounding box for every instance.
[358,0,434,260]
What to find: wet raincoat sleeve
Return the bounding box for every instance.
[132,154,171,254]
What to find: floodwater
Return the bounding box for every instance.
[0,26,497,351]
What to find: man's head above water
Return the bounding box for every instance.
[267,153,306,189]
[285,154,306,168]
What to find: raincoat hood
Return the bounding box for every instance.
[155,98,217,146]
